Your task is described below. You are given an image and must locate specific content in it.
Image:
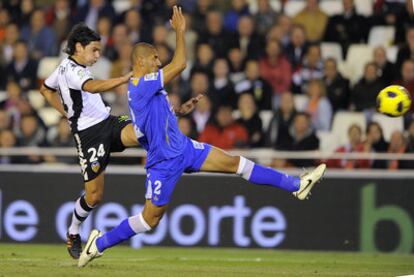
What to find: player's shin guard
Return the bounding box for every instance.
[96,213,151,252]
[68,195,94,235]
[237,156,300,192]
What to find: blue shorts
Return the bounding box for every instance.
[145,138,212,206]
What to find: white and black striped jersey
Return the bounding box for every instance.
[44,56,110,132]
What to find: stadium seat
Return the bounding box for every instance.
[259,110,273,131]
[90,57,111,80]
[316,130,340,153]
[113,0,131,14]
[386,46,398,63]
[284,0,306,17]
[37,57,60,80]
[38,107,62,127]
[371,113,404,141]
[247,0,282,13]
[28,90,45,110]
[345,44,374,85]
[368,26,395,47]
[354,0,374,16]
[321,42,343,62]
[293,94,308,112]
[320,0,343,16]
[331,111,366,146]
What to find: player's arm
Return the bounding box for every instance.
[40,84,67,117]
[162,6,186,86]
[83,72,132,93]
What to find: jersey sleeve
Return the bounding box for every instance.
[44,67,59,91]
[67,66,94,91]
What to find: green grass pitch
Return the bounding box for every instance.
[0,243,413,276]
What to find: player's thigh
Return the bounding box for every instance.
[120,123,139,147]
[200,146,240,173]
[142,199,168,227]
[84,171,105,205]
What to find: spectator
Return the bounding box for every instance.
[292,0,328,42]
[259,39,292,106]
[96,16,113,55]
[235,59,273,110]
[323,57,350,112]
[209,58,237,109]
[75,0,116,30]
[304,79,332,131]
[186,71,210,104]
[192,0,215,35]
[0,129,21,164]
[16,114,47,164]
[284,24,308,70]
[190,43,215,79]
[401,120,414,168]
[291,44,324,94]
[324,0,368,55]
[396,26,414,71]
[47,117,77,164]
[155,43,173,66]
[198,105,248,149]
[4,40,38,91]
[266,92,297,149]
[223,0,250,33]
[104,24,130,61]
[18,0,35,27]
[191,95,212,133]
[124,9,145,44]
[227,47,246,84]
[326,124,370,169]
[236,93,264,147]
[0,110,11,131]
[0,81,24,129]
[0,23,20,66]
[235,15,264,59]
[152,24,169,45]
[364,121,389,169]
[350,62,384,115]
[20,8,58,59]
[45,0,74,44]
[254,0,280,36]
[394,59,414,114]
[197,10,234,58]
[373,46,396,84]
[178,116,198,140]
[277,112,319,167]
[387,130,407,170]
[0,8,11,42]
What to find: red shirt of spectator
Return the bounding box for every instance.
[198,105,248,149]
[259,39,292,96]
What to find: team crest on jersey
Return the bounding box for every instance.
[91,161,100,173]
[144,72,158,81]
[77,69,85,79]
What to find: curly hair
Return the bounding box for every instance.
[64,23,101,55]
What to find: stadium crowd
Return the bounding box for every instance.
[0,0,414,169]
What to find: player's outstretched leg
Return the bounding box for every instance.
[200,147,326,199]
[67,173,104,259]
[78,201,164,267]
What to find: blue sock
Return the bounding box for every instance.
[96,219,136,252]
[237,157,300,192]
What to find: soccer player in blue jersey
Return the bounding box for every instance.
[78,6,326,267]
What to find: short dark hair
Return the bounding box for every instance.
[64,23,101,55]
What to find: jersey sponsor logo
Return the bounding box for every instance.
[144,72,158,81]
[118,115,130,123]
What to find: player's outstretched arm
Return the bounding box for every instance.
[40,84,67,117]
[82,71,132,93]
[163,6,186,85]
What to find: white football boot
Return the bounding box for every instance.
[293,163,326,200]
[78,229,103,267]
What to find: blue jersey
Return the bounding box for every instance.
[128,69,187,168]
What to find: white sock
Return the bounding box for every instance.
[236,156,255,180]
[68,195,93,235]
[128,213,152,234]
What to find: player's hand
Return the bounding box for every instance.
[122,71,133,83]
[176,94,204,116]
[170,5,186,33]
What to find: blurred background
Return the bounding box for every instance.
[0,0,413,254]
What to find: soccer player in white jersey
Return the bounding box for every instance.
[40,23,201,259]
[78,6,326,267]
